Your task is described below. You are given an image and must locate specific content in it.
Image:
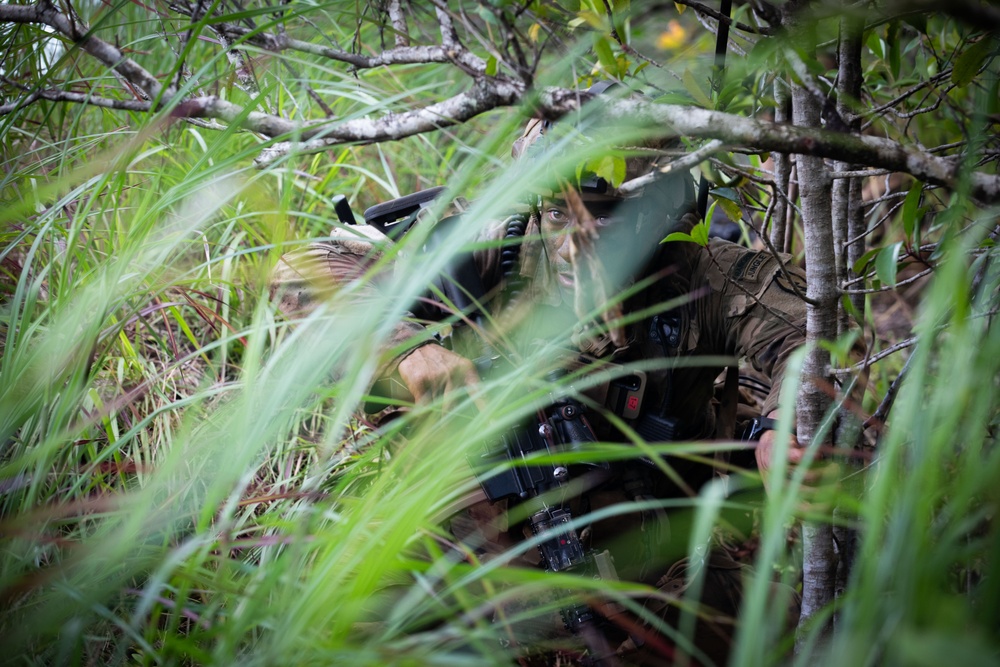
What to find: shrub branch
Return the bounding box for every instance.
[2,1,998,204]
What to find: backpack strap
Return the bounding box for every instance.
[717,365,740,440]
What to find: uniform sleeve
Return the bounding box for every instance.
[268,226,432,379]
[694,240,808,417]
[472,218,508,290]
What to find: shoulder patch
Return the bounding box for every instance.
[728,250,770,282]
[774,268,807,295]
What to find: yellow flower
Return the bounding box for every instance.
[656,20,687,51]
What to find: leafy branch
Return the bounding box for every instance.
[2,0,998,204]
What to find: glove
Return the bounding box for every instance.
[755,410,838,494]
[396,343,480,406]
[754,410,805,494]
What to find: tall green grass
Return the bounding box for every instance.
[2,3,1000,666]
[4,115,998,665]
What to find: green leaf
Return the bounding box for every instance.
[610,156,626,187]
[718,78,746,110]
[888,21,901,80]
[711,187,739,203]
[819,330,862,364]
[952,37,996,87]
[875,241,903,287]
[663,231,694,243]
[593,35,618,77]
[588,156,626,187]
[866,31,885,60]
[853,247,879,275]
[653,92,697,105]
[682,68,713,108]
[690,219,709,246]
[663,220,709,247]
[787,45,827,79]
[477,7,499,25]
[748,37,779,68]
[715,197,741,222]
[902,180,923,239]
[485,55,497,77]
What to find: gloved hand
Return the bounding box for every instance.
[755,410,805,494]
[396,344,480,405]
[755,410,839,494]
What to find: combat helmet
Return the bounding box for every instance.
[510,82,694,218]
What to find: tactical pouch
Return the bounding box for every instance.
[530,507,587,572]
[634,412,685,443]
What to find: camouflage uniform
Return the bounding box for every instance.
[477,216,806,663]
[469,214,808,431]
[271,205,806,663]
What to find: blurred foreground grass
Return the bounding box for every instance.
[1,43,999,667]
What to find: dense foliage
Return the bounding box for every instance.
[1,1,998,665]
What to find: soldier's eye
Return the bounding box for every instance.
[546,208,568,225]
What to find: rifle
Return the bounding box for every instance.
[470,376,632,666]
[360,188,639,662]
[346,186,778,663]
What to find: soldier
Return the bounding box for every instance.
[271,102,811,663]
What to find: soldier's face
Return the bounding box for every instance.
[539,195,624,292]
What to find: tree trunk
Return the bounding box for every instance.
[793,90,838,647]
[788,10,839,648]
[835,15,866,331]
[770,76,793,253]
[832,15,865,622]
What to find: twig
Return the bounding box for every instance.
[252,79,524,165]
[387,0,409,47]
[5,1,1000,203]
[213,23,489,74]
[617,140,725,195]
[830,168,894,179]
[841,267,934,294]
[0,88,152,115]
[601,0,665,70]
[861,70,953,124]
[672,0,772,34]
[2,1,171,100]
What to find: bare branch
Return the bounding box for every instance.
[0,88,152,115]
[247,87,1000,198]
[831,168,894,179]
[618,140,725,195]
[770,77,792,251]
[4,1,998,204]
[884,0,1000,32]
[784,46,850,132]
[448,5,535,84]
[1,2,171,102]
[668,0,773,34]
[210,26,266,104]
[433,1,461,50]
[601,96,1000,204]
[861,70,953,127]
[602,0,666,70]
[387,0,409,47]
[251,79,524,166]
[207,22,489,73]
